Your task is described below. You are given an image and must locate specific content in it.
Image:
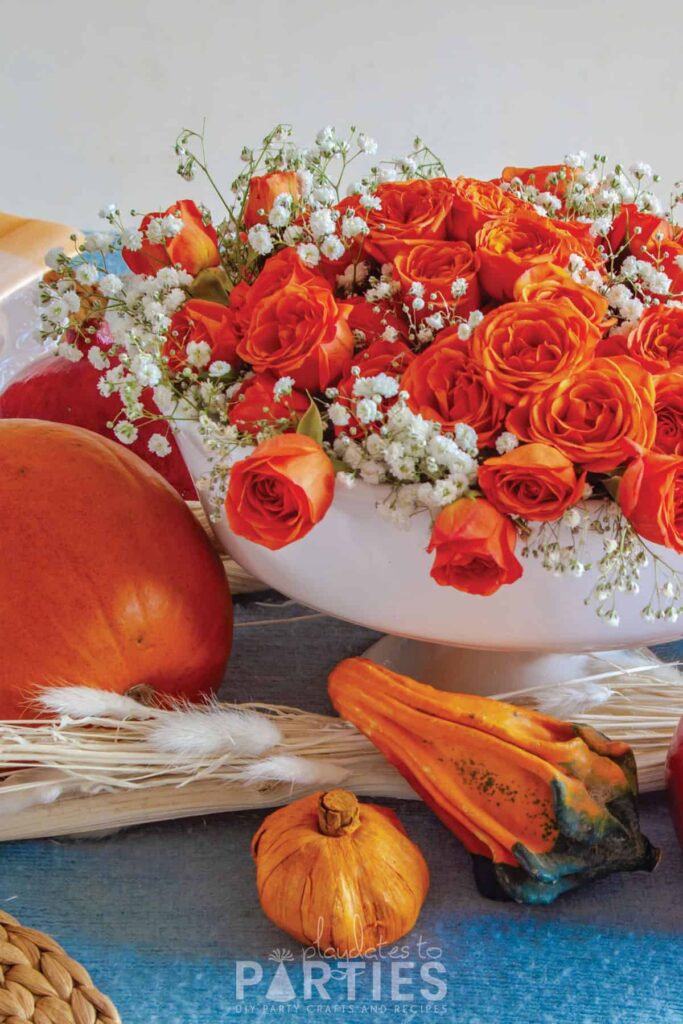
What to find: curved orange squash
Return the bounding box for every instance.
[329,658,659,904]
[0,419,232,718]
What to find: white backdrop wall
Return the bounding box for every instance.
[1,0,682,227]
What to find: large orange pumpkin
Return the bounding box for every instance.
[0,419,232,719]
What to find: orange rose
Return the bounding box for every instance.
[393,239,480,318]
[625,305,683,373]
[446,177,522,245]
[123,200,220,277]
[428,497,523,596]
[500,164,574,197]
[470,299,599,404]
[507,356,657,472]
[619,450,683,553]
[476,211,602,300]
[360,178,455,262]
[237,278,354,391]
[400,327,506,447]
[228,373,310,434]
[478,442,587,522]
[244,171,300,229]
[165,299,240,371]
[335,339,414,436]
[654,372,683,456]
[238,248,319,329]
[513,263,610,327]
[225,434,335,550]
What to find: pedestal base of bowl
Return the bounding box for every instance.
[363,635,674,697]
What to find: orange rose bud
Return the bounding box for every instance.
[428,497,523,596]
[400,327,506,447]
[393,239,480,318]
[225,434,335,550]
[507,356,657,473]
[608,203,674,257]
[478,443,587,522]
[626,305,683,373]
[619,451,683,553]
[470,299,599,405]
[237,278,354,392]
[165,298,240,371]
[476,211,601,301]
[513,263,610,327]
[244,171,300,229]
[654,372,683,456]
[500,164,573,197]
[123,200,220,277]
[447,177,522,245]
[228,372,310,434]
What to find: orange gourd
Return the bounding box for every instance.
[328,658,659,904]
[0,419,232,718]
[252,789,429,955]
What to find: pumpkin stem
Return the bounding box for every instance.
[317,790,361,837]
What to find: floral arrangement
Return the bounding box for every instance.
[38,125,683,623]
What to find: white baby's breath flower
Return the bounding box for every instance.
[268,197,292,229]
[495,431,519,455]
[44,247,64,271]
[82,232,114,253]
[56,340,83,362]
[87,346,110,371]
[121,227,143,251]
[114,420,138,445]
[247,224,274,256]
[148,433,172,457]
[311,185,337,207]
[273,376,295,400]
[360,194,382,211]
[98,273,123,297]
[162,213,184,238]
[425,312,444,331]
[186,340,212,368]
[320,235,345,261]
[297,243,320,267]
[341,216,369,239]
[75,262,99,286]
[309,208,336,239]
[355,398,381,424]
[328,402,351,427]
[357,133,378,155]
[209,360,231,377]
[296,169,313,197]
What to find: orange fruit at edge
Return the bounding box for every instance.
[0,418,232,718]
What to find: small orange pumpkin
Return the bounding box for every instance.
[252,789,429,955]
[0,419,232,718]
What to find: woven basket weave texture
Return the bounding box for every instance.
[0,910,120,1024]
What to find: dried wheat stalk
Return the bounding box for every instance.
[0,652,681,842]
[0,909,120,1023]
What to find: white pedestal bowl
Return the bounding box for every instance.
[176,420,683,696]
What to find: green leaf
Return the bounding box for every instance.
[330,456,348,474]
[188,266,232,306]
[296,400,324,446]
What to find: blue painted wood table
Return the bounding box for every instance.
[2,597,683,1024]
